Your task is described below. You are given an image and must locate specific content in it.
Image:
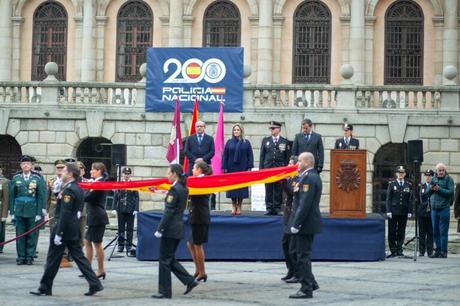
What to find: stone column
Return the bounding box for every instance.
[74,16,83,81]
[81,0,96,81]
[169,0,184,47]
[272,16,284,84]
[11,17,23,81]
[442,0,458,84]
[257,0,273,84]
[0,0,12,80]
[349,0,365,84]
[95,16,108,81]
[183,15,194,47]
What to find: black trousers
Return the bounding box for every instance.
[294,234,316,293]
[282,233,296,277]
[388,215,408,254]
[39,236,101,291]
[418,215,433,255]
[117,212,135,249]
[158,237,194,297]
[265,182,282,212]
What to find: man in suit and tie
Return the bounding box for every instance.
[184,121,215,175]
[291,119,324,173]
[260,121,291,215]
[334,124,359,149]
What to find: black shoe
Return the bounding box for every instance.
[117,247,124,253]
[429,253,441,258]
[285,277,299,284]
[386,253,396,258]
[84,285,104,296]
[16,259,25,265]
[264,211,273,216]
[184,280,199,295]
[30,288,52,296]
[151,293,171,299]
[312,282,320,291]
[96,272,106,280]
[281,274,294,281]
[25,259,33,265]
[289,290,313,299]
[440,253,447,258]
[419,252,425,257]
[196,274,207,282]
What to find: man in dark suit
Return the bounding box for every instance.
[30,162,103,297]
[385,166,413,258]
[291,119,324,173]
[184,120,215,175]
[259,121,291,215]
[334,123,359,149]
[288,152,322,299]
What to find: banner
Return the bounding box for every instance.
[146,48,243,112]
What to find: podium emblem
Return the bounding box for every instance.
[336,160,360,192]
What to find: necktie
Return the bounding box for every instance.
[198,135,202,144]
[273,137,278,144]
[306,134,310,142]
[345,138,349,146]
[399,181,403,187]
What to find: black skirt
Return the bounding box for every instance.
[189,224,209,245]
[85,224,106,243]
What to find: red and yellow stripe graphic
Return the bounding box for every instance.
[79,165,298,196]
[210,87,226,95]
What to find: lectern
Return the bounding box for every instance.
[330,149,367,218]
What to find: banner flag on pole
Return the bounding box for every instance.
[165,100,182,163]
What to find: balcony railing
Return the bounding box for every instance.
[1,81,459,111]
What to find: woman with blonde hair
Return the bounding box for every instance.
[222,123,254,215]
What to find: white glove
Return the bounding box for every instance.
[154,231,162,238]
[35,215,41,222]
[133,211,138,216]
[11,214,15,221]
[407,213,412,218]
[77,211,81,219]
[42,209,47,216]
[54,235,63,246]
[111,210,117,217]
[1,217,6,222]
[386,212,393,219]
[44,214,49,222]
[290,227,299,234]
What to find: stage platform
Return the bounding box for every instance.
[137,211,385,262]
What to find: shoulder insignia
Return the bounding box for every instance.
[303,184,310,192]
[166,195,174,203]
[63,195,72,203]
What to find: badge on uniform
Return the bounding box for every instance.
[63,195,72,203]
[266,141,270,147]
[166,195,174,203]
[393,186,397,191]
[279,143,286,151]
[404,187,410,193]
[293,183,299,192]
[303,184,310,192]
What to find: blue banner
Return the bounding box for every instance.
[146,48,243,112]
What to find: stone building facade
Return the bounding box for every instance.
[1,0,460,212]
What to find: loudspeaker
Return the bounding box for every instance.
[111,144,127,165]
[407,140,423,163]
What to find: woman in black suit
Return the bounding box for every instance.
[187,161,211,282]
[84,162,109,279]
[152,164,198,299]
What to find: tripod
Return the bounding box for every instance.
[403,161,421,261]
[104,232,137,260]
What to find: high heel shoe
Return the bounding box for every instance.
[96,272,106,280]
[193,272,199,278]
[196,274,207,282]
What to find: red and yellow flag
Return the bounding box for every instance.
[79,165,298,196]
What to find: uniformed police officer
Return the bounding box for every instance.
[47,160,65,228]
[418,169,434,256]
[112,167,139,252]
[30,162,103,296]
[9,155,47,265]
[259,121,291,215]
[385,166,413,257]
[0,165,9,253]
[334,124,360,149]
[287,152,322,299]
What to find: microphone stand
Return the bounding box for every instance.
[403,161,421,261]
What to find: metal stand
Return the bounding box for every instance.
[104,164,123,261]
[403,161,421,261]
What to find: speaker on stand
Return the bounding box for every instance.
[405,140,424,261]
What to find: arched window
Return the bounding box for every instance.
[32,1,68,81]
[293,0,331,84]
[385,1,424,85]
[116,1,153,82]
[203,0,241,47]
[0,135,22,179]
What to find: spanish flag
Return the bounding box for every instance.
[79,165,298,195]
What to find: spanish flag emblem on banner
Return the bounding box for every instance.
[79,165,298,195]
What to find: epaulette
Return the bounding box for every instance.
[12,173,22,179]
[30,171,43,178]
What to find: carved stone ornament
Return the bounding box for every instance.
[336,160,360,192]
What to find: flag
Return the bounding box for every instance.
[183,99,199,171]
[165,100,182,163]
[211,101,224,175]
[80,165,298,195]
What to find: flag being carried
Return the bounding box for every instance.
[165,100,182,164]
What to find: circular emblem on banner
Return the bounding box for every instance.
[185,62,202,79]
[204,60,225,83]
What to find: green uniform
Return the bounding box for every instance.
[9,172,46,263]
[0,176,9,252]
